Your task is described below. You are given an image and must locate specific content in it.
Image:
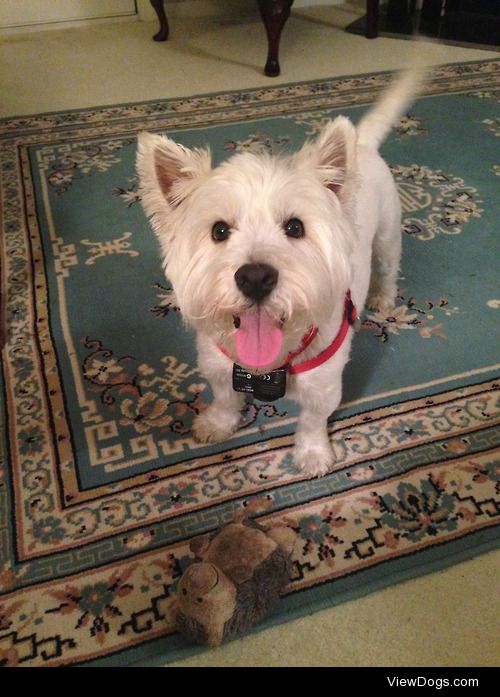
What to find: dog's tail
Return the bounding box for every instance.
[357,67,426,150]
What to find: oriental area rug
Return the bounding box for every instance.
[0,59,499,667]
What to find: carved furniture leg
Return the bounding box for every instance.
[151,0,169,42]
[258,0,294,77]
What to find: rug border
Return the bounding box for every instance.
[82,528,499,667]
[0,58,499,128]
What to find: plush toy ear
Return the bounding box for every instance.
[297,116,357,201]
[233,510,249,525]
[266,525,297,555]
[190,533,212,559]
[136,132,211,227]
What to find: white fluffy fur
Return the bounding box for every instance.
[136,70,422,477]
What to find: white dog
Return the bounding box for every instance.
[137,70,423,477]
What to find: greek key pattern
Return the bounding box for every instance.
[6,380,500,559]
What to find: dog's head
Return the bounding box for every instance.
[137,119,357,371]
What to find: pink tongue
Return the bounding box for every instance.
[235,311,283,369]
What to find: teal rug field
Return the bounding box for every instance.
[0,60,499,666]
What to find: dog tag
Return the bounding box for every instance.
[232,364,287,402]
[252,368,287,401]
[232,364,255,395]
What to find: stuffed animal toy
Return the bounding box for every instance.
[175,513,296,646]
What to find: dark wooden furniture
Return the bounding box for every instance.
[366,0,380,38]
[150,0,294,77]
[362,0,500,44]
[150,0,169,41]
[149,1,384,75]
[257,0,294,77]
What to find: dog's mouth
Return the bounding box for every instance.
[232,310,284,369]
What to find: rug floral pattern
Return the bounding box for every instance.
[1,60,499,666]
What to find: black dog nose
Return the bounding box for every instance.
[234,263,279,302]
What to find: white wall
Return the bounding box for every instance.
[0,0,137,29]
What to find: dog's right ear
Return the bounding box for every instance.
[295,116,357,206]
[136,132,211,226]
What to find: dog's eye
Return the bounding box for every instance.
[284,218,305,239]
[211,221,231,242]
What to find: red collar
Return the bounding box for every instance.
[219,291,358,375]
[285,291,358,374]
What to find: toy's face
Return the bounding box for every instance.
[177,562,237,646]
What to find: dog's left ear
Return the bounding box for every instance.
[136,132,211,231]
[297,116,357,202]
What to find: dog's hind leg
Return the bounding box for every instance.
[366,188,402,314]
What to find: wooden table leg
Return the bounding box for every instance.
[257,0,294,77]
[149,0,295,77]
[365,0,380,38]
[150,0,169,42]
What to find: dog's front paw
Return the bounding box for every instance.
[192,407,239,444]
[293,443,335,478]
